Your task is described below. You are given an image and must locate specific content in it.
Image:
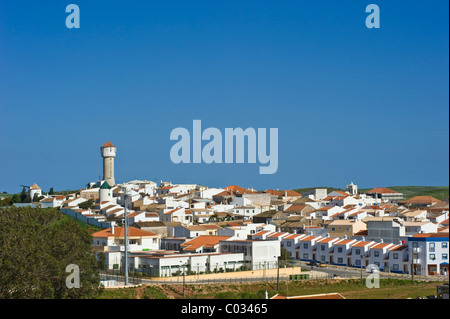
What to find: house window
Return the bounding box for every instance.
[287,241,291,247]
[321,245,325,251]
[429,254,436,260]
[321,256,326,261]
[331,227,335,232]
[429,243,435,252]
[337,247,343,253]
[393,253,398,260]
[337,258,343,264]
[393,264,399,270]
[355,249,360,255]
[303,243,308,249]
[303,253,309,259]
[442,242,448,248]
[374,251,379,257]
[443,254,448,260]
[355,260,361,266]
[345,227,350,232]
[413,242,418,248]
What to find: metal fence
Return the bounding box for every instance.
[100,269,143,287]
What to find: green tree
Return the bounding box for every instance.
[22,195,32,203]
[20,187,27,203]
[11,194,21,204]
[0,207,102,299]
[49,187,54,195]
[79,199,94,210]
[280,246,291,261]
[32,193,42,202]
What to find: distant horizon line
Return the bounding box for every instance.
[2,183,448,195]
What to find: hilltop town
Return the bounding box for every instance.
[6,142,449,281]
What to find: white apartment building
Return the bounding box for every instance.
[316,236,341,264]
[332,239,357,266]
[408,233,449,276]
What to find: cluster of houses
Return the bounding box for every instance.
[15,180,449,277]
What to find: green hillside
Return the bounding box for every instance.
[359,186,449,201]
[294,186,449,201]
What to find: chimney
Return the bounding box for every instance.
[380,238,383,243]
[362,237,366,241]
[111,222,115,234]
[344,235,348,239]
[293,229,297,234]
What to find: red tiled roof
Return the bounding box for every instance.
[92,227,157,238]
[268,232,287,238]
[102,141,115,148]
[225,185,249,193]
[371,243,393,250]
[265,189,283,196]
[181,235,231,251]
[164,207,183,215]
[300,236,318,242]
[318,237,338,243]
[282,190,302,197]
[352,241,374,247]
[285,234,304,240]
[412,233,449,238]
[366,187,398,194]
[334,239,354,245]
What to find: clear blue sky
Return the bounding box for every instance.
[0,1,448,193]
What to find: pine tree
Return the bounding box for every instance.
[20,187,27,203]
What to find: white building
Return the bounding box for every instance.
[367,241,396,271]
[92,226,160,269]
[298,236,323,262]
[315,236,341,264]
[160,207,193,224]
[408,233,449,276]
[219,239,281,270]
[350,241,377,268]
[332,238,358,266]
[29,183,42,200]
[232,205,261,219]
[39,195,66,208]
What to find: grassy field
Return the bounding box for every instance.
[294,186,449,201]
[98,279,442,299]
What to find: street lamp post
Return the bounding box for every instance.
[275,256,280,290]
[360,255,363,284]
[124,189,129,286]
[180,261,186,297]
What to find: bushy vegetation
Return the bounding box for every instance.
[0,207,102,298]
